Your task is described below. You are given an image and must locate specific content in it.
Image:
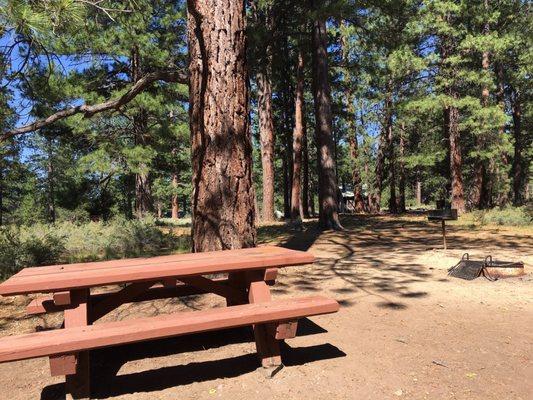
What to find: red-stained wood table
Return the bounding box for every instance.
[0,245,339,399]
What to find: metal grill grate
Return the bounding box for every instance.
[448,254,525,281]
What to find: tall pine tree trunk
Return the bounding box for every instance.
[511,88,526,205]
[256,13,276,222]
[291,48,305,221]
[188,0,256,252]
[375,94,393,214]
[311,14,342,230]
[441,35,466,214]
[348,124,366,213]
[302,118,310,218]
[282,39,294,219]
[131,47,154,218]
[398,128,406,213]
[471,0,491,209]
[386,101,398,214]
[46,136,56,223]
[341,27,365,214]
[374,130,386,213]
[445,101,466,213]
[494,62,509,206]
[0,167,3,226]
[171,172,179,219]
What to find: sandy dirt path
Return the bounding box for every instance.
[0,215,531,400]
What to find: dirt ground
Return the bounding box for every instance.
[0,214,531,400]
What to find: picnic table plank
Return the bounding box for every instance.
[0,296,339,363]
[0,246,313,296]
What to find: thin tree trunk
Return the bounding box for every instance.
[283,73,294,219]
[416,180,422,206]
[441,34,466,214]
[446,102,466,213]
[398,129,406,213]
[341,26,365,214]
[495,62,509,206]
[311,14,342,230]
[256,40,275,221]
[0,166,4,226]
[348,128,366,213]
[132,47,154,218]
[291,48,305,222]
[472,0,492,209]
[46,136,56,223]
[171,172,179,219]
[511,88,526,205]
[188,0,256,252]
[374,130,386,213]
[387,104,398,214]
[302,118,310,218]
[375,95,393,213]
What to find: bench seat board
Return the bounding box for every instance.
[0,296,338,363]
[0,246,313,296]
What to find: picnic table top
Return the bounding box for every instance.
[0,246,314,296]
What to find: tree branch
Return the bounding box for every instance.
[1,69,189,142]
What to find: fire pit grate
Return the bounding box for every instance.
[448,253,525,281]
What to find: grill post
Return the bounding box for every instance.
[442,220,447,250]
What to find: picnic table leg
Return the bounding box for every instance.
[226,272,248,306]
[64,289,91,400]
[248,279,282,374]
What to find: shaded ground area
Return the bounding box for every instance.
[0,214,531,399]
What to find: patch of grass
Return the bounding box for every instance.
[155,217,192,228]
[0,218,190,280]
[462,206,532,227]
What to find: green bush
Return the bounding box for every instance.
[0,227,66,279]
[0,218,190,279]
[472,205,532,227]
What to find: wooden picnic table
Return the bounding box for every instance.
[0,245,339,399]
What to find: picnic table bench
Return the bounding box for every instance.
[0,245,339,399]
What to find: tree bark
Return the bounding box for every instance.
[302,117,310,218]
[375,94,393,214]
[341,26,365,214]
[131,47,154,218]
[46,136,56,223]
[398,129,406,213]
[416,180,422,206]
[348,128,366,213]
[257,53,275,222]
[386,103,398,214]
[171,172,179,219]
[511,88,526,205]
[445,102,466,213]
[471,1,491,209]
[373,130,386,213]
[311,15,342,230]
[441,34,466,214]
[0,166,3,226]
[495,62,509,206]
[132,108,153,219]
[291,48,305,221]
[188,0,256,252]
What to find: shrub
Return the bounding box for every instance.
[0,218,190,279]
[0,226,66,279]
[472,205,532,227]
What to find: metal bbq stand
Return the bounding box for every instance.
[428,206,458,250]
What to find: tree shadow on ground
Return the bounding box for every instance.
[267,214,530,311]
[40,319,344,400]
